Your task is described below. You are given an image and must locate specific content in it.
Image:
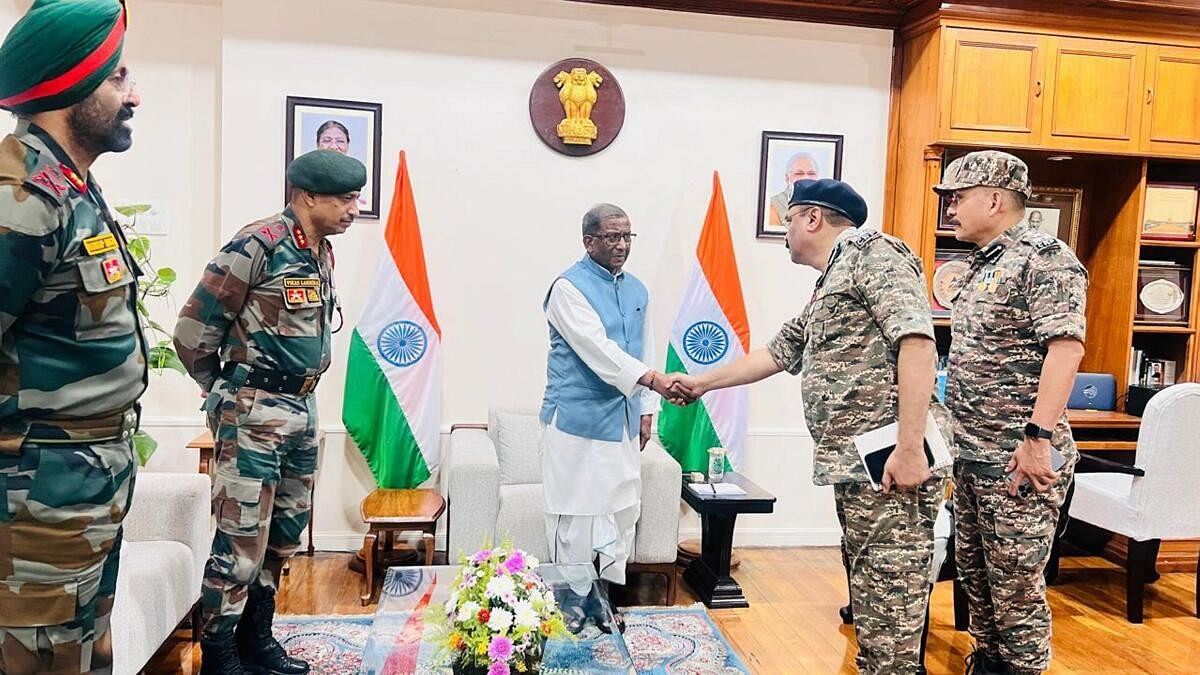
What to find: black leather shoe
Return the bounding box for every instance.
[201,633,246,675]
[964,648,1009,675]
[236,586,310,675]
[839,604,854,625]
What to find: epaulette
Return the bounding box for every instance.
[848,228,881,249]
[1028,231,1061,255]
[246,220,290,249]
[20,148,71,206]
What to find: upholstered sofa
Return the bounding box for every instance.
[446,407,681,602]
[112,471,211,674]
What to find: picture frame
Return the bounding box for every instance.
[1135,263,1191,325]
[1025,186,1083,251]
[931,250,970,318]
[755,131,843,239]
[285,96,383,218]
[1142,182,1198,242]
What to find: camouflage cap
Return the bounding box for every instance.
[932,150,1031,199]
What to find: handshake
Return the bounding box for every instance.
[648,372,706,406]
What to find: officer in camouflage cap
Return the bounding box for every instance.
[668,179,952,674]
[174,149,366,675]
[935,150,1087,675]
[0,1,148,673]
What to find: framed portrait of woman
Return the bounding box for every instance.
[285,96,383,218]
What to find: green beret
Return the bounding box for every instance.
[287,150,367,195]
[0,0,128,114]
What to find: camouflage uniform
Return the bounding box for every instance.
[947,220,1087,674]
[0,121,148,673]
[768,227,952,674]
[174,208,336,637]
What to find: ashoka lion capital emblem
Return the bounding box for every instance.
[553,67,603,145]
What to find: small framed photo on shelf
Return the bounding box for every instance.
[936,195,955,235]
[931,250,970,317]
[1135,262,1191,324]
[755,131,844,239]
[1142,183,1198,242]
[1026,186,1082,251]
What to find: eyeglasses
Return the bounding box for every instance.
[107,69,137,94]
[588,232,637,245]
[944,189,982,206]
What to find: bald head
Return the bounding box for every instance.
[785,152,820,186]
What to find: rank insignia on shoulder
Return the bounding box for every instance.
[1032,237,1060,254]
[83,232,119,256]
[102,257,124,284]
[849,229,881,248]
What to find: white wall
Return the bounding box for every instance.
[4,0,895,550]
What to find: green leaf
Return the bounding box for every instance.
[148,344,187,374]
[132,430,158,466]
[115,204,152,217]
[147,318,166,333]
[128,237,150,261]
[156,267,177,284]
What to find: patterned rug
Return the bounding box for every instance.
[275,604,749,674]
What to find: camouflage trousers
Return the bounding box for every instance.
[0,438,136,674]
[201,371,317,637]
[835,477,945,675]
[954,460,1072,675]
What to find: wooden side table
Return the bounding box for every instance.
[187,430,324,557]
[680,472,775,609]
[358,489,446,605]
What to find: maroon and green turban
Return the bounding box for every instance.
[0,0,128,114]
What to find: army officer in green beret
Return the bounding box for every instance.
[174,149,367,675]
[0,1,150,673]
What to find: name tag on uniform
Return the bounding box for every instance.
[102,256,124,283]
[83,232,118,256]
[282,277,322,309]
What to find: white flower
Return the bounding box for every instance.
[513,600,539,629]
[457,601,480,623]
[443,599,456,616]
[525,555,539,568]
[486,575,516,599]
[487,607,513,633]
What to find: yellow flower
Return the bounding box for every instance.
[516,663,527,673]
[476,641,488,656]
[449,633,464,650]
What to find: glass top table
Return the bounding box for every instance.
[359,563,635,674]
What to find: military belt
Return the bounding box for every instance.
[221,362,320,396]
[20,405,141,445]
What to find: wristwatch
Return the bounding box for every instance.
[1023,422,1053,440]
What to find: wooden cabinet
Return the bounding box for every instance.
[1043,37,1145,152]
[1141,45,1200,154]
[939,28,1047,145]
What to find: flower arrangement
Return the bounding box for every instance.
[429,542,568,675]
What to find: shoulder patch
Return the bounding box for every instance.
[1030,234,1061,255]
[848,228,881,249]
[245,220,290,249]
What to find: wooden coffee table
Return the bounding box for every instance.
[359,489,446,605]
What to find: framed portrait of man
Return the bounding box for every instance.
[1026,186,1083,251]
[755,131,843,239]
[285,96,383,218]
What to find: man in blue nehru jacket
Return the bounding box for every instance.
[540,204,678,616]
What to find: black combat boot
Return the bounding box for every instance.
[200,632,246,675]
[964,647,1009,675]
[235,586,310,675]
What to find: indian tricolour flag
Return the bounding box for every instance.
[658,172,750,473]
[343,151,441,488]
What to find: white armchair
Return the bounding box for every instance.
[1068,383,1200,623]
[113,471,211,674]
[446,407,682,603]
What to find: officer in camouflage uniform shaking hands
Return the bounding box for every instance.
[174,150,366,674]
[0,1,148,672]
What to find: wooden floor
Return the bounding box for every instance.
[146,548,1199,674]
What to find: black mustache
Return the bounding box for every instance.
[117,106,134,122]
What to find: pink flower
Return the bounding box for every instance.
[488,663,510,675]
[471,549,493,563]
[488,635,513,661]
[503,551,526,574]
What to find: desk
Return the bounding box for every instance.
[680,472,775,609]
[187,430,322,557]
